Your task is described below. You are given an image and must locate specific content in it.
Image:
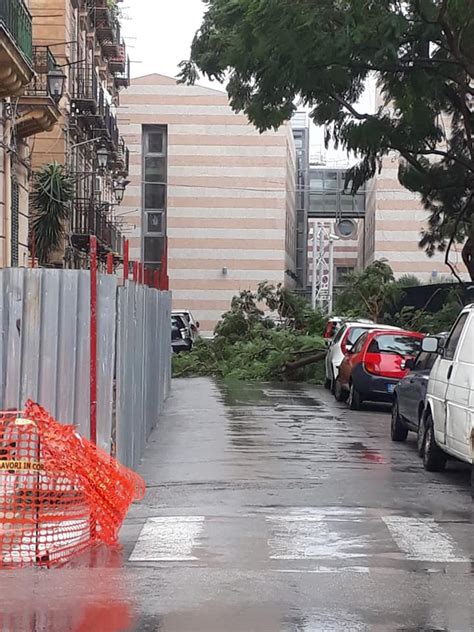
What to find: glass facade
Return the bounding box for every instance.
[309,169,365,218]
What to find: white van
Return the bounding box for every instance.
[420,304,474,471]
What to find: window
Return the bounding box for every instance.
[333,324,347,344]
[352,332,369,353]
[147,131,165,154]
[143,126,167,263]
[336,266,354,285]
[146,212,164,234]
[368,335,422,356]
[414,351,436,371]
[444,313,468,361]
[347,327,369,346]
[144,183,166,210]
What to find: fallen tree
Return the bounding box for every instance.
[172,283,328,383]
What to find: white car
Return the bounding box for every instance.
[420,304,474,471]
[172,310,200,345]
[325,320,401,392]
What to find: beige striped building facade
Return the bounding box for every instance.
[118,74,296,334]
[360,154,468,281]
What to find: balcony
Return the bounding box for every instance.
[0,0,33,97]
[70,62,101,119]
[71,197,123,259]
[16,46,61,138]
[113,53,130,89]
[95,1,122,59]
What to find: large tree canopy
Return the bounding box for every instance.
[180,0,474,280]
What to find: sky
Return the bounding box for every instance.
[122,1,206,81]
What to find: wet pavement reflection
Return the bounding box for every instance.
[2,378,472,631]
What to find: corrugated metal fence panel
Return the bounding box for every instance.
[0,269,117,453]
[116,283,171,469]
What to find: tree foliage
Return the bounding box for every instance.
[180,1,474,279]
[30,162,74,265]
[173,282,327,382]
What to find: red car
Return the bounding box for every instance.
[334,329,425,410]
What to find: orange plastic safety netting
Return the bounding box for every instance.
[0,401,145,568]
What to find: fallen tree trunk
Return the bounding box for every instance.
[283,351,327,376]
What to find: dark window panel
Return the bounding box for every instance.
[145,183,166,209]
[146,211,164,234]
[147,131,164,154]
[144,236,165,263]
[145,156,166,183]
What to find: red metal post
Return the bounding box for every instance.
[31,229,36,268]
[163,237,169,290]
[90,236,98,446]
[144,268,149,286]
[123,239,129,283]
[106,252,114,275]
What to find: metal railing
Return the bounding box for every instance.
[70,62,99,103]
[71,198,123,256]
[25,46,57,97]
[0,0,33,63]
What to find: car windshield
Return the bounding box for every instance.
[368,334,421,356]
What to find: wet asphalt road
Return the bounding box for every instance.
[1,377,472,631]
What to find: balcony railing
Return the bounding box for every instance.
[114,53,130,89]
[71,198,123,257]
[0,0,33,63]
[25,46,56,97]
[70,62,99,104]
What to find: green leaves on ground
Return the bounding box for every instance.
[173,282,326,382]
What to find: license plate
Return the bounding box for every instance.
[387,384,395,394]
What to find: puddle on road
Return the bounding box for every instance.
[0,546,137,632]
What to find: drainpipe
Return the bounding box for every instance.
[1,101,12,268]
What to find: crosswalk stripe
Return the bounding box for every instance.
[381,516,469,563]
[129,516,205,562]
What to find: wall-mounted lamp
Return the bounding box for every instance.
[113,177,130,204]
[47,65,67,103]
[222,266,228,276]
[96,146,109,170]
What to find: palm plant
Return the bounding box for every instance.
[30,162,74,265]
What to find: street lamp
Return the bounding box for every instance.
[96,147,109,170]
[47,65,66,104]
[113,178,130,204]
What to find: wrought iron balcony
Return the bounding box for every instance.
[114,53,130,89]
[16,46,61,138]
[110,136,129,176]
[0,0,33,96]
[71,198,123,258]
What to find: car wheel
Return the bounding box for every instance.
[348,383,363,410]
[390,400,408,442]
[334,378,347,402]
[417,417,425,457]
[422,416,447,472]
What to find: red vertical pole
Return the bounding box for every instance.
[31,229,36,268]
[90,236,98,446]
[163,237,169,290]
[123,239,129,283]
[154,270,159,289]
[106,252,114,275]
[132,261,138,283]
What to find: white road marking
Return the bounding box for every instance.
[267,514,369,560]
[129,516,205,562]
[382,516,468,563]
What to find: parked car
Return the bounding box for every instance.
[390,340,446,448]
[418,305,474,471]
[323,317,343,343]
[171,314,193,353]
[172,310,200,345]
[325,320,398,391]
[335,329,424,410]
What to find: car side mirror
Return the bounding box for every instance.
[422,336,439,354]
[404,358,416,370]
[196,322,200,329]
